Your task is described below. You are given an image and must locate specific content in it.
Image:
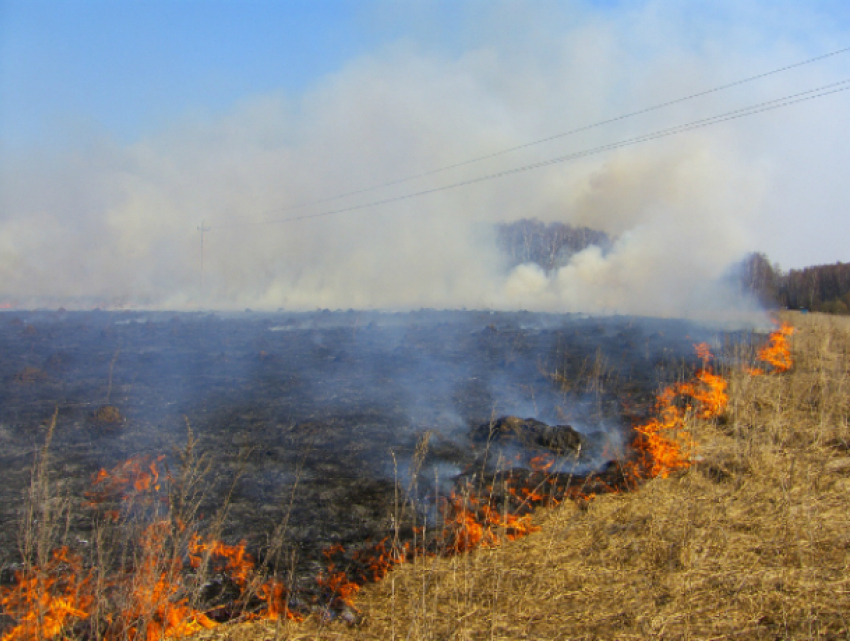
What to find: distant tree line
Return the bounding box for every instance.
[496,219,612,273]
[735,253,850,315]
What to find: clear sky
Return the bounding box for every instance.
[1,0,849,311]
[0,1,379,146]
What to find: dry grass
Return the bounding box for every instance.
[2,423,254,641]
[204,311,850,640]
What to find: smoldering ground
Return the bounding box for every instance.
[0,309,737,587]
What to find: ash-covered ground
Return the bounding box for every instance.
[0,309,740,582]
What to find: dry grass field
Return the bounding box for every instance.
[205,311,850,640]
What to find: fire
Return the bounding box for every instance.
[121,521,217,641]
[529,453,555,473]
[313,485,545,610]
[187,535,302,621]
[439,488,541,554]
[694,342,713,364]
[629,343,727,480]
[85,454,166,516]
[353,539,406,583]
[1,548,93,641]
[442,493,501,553]
[682,369,729,420]
[188,536,254,588]
[256,580,301,622]
[252,328,794,618]
[2,455,302,641]
[316,570,361,609]
[3,327,796,632]
[631,387,694,479]
[1,520,218,641]
[7,433,685,637]
[316,538,410,610]
[748,321,794,375]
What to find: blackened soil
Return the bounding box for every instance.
[0,309,731,586]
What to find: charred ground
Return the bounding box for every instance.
[0,310,741,591]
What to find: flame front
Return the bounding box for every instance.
[629,343,728,480]
[0,548,94,641]
[2,327,797,634]
[122,522,217,641]
[2,454,302,641]
[748,321,794,375]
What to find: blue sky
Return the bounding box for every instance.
[1,1,849,311]
[7,0,845,149]
[0,1,378,146]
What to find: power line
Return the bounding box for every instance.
[213,78,850,229]
[213,45,850,226]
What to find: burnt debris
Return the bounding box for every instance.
[0,309,731,610]
[472,415,584,455]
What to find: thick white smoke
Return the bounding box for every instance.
[502,139,766,316]
[1,1,847,316]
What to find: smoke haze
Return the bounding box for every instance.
[1,1,848,316]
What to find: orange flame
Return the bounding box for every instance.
[313,481,547,611]
[681,369,729,420]
[694,342,713,365]
[186,535,301,622]
[529,453,555,473]
[442,493,500,553]
[256,580,302,622]
[121,521,217,641]
[440,491,540,554]
[9,332,777,631]
[85,455,166,516]
[3,453,307,641]
[316,569,361,608]
[0,548,94,641]
[631,387,694,479]
[352,538,406,582]
[629,343,727,480]
[748,322,794,375]
[188,536,254,589]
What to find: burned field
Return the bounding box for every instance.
[0,309,733,615]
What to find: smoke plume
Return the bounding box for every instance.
[1,1,847,316]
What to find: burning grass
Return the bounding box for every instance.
[6,313,848,640]
[627,342,727,480]
[1,430,301,641]
[214,312,847,640]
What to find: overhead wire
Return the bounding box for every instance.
[213,78,850,229]
[212,45,850,227]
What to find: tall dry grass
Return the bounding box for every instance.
[213,311,850,640]
[1,424,269,641]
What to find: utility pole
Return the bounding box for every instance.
[197,220,212,295]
